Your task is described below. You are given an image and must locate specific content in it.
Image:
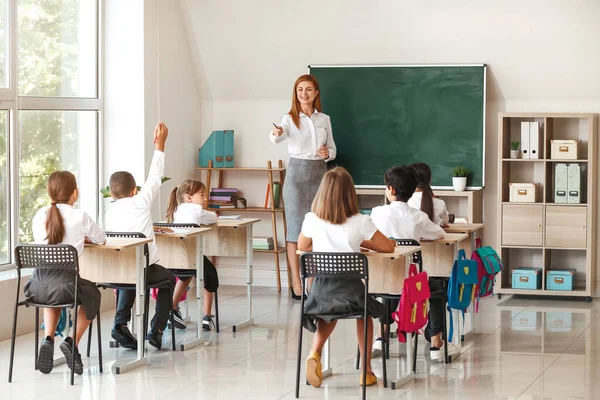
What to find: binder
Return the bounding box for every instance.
[567,163,582,204]
[554,163,568,204]
[520,122,530,159]
[529,122,541,159]
[198,130,235,168]
[224,130,235,168]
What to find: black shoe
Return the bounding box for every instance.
[111,324,138,350]
[202,315,215,331]
[146,328,163,350]
[59,337,83,375]
[171,307,187,330]
[290,288,307,301]
[37,336,54,374]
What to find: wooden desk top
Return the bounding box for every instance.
[423,233,469,245]
[84,237,152,250]
[297,246,421,259]
[154,227,212,238]
[215,217,261,228]
[444,223,484,234]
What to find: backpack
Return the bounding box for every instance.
[447,249,478,341]
[41,308,72,337]
[391,264,430,343]
[472,238,503,304]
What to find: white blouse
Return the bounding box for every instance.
[407,192,450,226]
[173,203,218,226]
[270,110,337,162]
[300,212,377,253]
[370,201,445,242]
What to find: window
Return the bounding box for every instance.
[0,111,8,263]
[0,0,7,88]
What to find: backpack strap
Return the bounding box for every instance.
[447,305,454,342]
[475,237,482,249]
[409,263,418,277]
[458,249,466,260]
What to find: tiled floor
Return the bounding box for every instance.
[0,286,598,399]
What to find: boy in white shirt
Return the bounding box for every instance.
[370,165,459,361]
[106,122,176,350]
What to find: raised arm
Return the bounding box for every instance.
[136,123,168,208]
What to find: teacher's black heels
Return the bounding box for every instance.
[291,288,307,301]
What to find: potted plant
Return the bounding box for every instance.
[510,140,520,159]
[451,166,472,192]
[100,177,171,199]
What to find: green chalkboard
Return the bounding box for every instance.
[309,65,486,188]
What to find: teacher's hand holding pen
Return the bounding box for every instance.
[272,123,284,137]
[317,144,329,159]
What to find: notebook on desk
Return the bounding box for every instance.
[218,215,242,220]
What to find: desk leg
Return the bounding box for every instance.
[233,225,255,332]
[114,246,147,374]
[322,339,332,378]
[462,232,478,341]
[179,235,206,351]
[391,254,415,390]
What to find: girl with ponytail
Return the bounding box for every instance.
[25,171,106,376]
[407,163,449,226]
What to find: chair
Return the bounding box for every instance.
[88,232,176,352]
[153,222,220,332]
[9,244,103,385]
[295,252,381,400]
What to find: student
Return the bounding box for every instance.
[298,167,393,388]
[106,122,176,350]
[407,162,449,226]
[27,171,106,375]
[165,179,219,331]
[370,165,459,361]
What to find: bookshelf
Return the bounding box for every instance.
[197,159,287,292]
[496,113,598,301]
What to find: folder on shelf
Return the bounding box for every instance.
[529,122,541,159]
[567,163,582,204]
[520,122,530,159]
[554,163,568,204]
[198,130,235,168]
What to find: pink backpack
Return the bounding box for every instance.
[391,264,431,343]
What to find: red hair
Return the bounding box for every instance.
[288,74,322,129]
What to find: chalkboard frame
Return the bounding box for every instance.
[308,64,487,189]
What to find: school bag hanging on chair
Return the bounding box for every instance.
[447,249,478,341]
[391,264,430,343]
[472,238,503,310]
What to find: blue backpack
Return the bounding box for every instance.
[41,308,72,337]
[447,249,478,341]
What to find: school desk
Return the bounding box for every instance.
[79,237,152,374]
[155,227,213,350]
[444,223,484,255]
[204,217,261,332]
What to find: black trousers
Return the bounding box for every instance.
[113,263,176,331]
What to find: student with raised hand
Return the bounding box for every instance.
[270,74,337,301]
[28,171,106,375]
[106,122,176,350]
[407,162,450,226]
[298,167,393,388]
[165,179,219,331]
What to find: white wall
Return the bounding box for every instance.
[179,0,600,289]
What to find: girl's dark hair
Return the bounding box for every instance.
[166,179,206,223]
[409,162,435,222]
[46,171,78,244]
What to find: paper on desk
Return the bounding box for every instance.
[218,215,242,220]
[163,227,192,234]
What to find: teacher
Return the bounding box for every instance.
[270,74,337,300]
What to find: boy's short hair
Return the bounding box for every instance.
[384,165,417,202]
[110,171,137,199]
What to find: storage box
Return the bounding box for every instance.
[198,130,235,168]
[512,267,542,290]
[546,268,575,291]
[551,140,579,160]
[511,310,541,331]
[545,311,572,332]
[509,183,537,203]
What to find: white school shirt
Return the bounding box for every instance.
[300,212,377,253]
[172,203,218,226]
[370,201,445,242]
[106,150,165,265]
[407,192,450,226]
[269,110,337,162]
[32,204,106,255]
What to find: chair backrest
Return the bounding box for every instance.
[106,232,149,262]
[14,244,79,273]
[299,252,368,280]
[153,222,200,228]
[394,238,423,271]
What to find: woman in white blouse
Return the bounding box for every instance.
[270,74,337,300]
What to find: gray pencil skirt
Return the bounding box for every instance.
[284,158,327,242]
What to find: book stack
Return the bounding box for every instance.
[253,237,274,251]
[209,188,238,209]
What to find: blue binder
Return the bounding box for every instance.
[198,130,235,168]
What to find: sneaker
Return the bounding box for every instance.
[202,315,215,332]
[430,342,461,361]
[146,328,163,350]
[37,336,54,374]
[171,307,187,330]
[111,324,138,350]
[371,337,383,358]
[59,337,83,375]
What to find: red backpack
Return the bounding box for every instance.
[391,264,431,343]
[472,238,499,311]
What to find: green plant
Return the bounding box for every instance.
[100,176,171,199]
[511,140,520,150]
[452,166,472,178]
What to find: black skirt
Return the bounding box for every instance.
[302,277,385,333]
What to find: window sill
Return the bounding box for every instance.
[0,267,32,282]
